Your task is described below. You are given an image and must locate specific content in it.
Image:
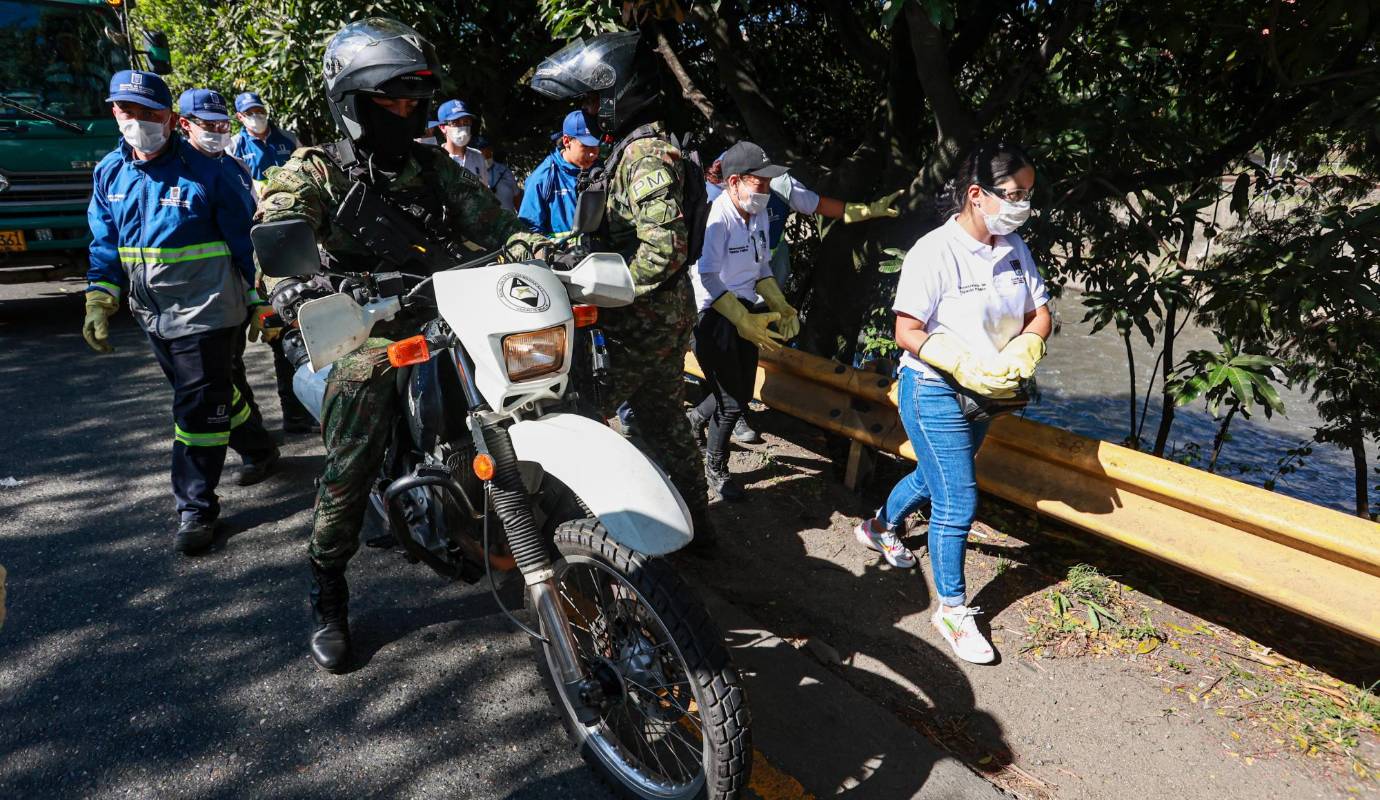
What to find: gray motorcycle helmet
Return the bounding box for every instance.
[322,17,441,142]
[530,30,659,136]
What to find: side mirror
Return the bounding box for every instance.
[143,30,172,76]
[253,219,321,278]
[572,189,606,234]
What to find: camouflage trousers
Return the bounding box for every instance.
[308,338,397,571]
[601,280,710,520]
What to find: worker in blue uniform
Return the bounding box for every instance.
[82,70,279,556]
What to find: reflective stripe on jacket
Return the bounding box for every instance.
[86,136,257,340]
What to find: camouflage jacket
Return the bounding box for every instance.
[257,142,541,272]
[601,122,695,342]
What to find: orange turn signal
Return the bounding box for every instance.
[472,453,495,481]
[572,304,599,328]
[387,335,430,368]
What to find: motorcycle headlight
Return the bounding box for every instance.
[502,324,566,382]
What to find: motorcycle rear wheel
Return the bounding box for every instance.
[530,519,751,800]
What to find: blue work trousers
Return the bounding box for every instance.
[146,325,274,522]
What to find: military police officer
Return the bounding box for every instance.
[255,18,547,673]
[530,32,715,545]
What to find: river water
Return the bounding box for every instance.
[1023,287,1359,513]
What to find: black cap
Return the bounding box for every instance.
[720,141,786,179]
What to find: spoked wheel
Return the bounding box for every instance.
[530,519,751,800]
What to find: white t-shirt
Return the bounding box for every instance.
[449,147,485,178]
[691,190,774,312]
[893,216,1049,378]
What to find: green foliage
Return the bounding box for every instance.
[134,0,562,158]
[1168,337,1285,420]
[539,0,625,39]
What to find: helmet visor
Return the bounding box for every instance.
[530,36,619,99]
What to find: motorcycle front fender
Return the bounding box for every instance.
[507,413,694,555]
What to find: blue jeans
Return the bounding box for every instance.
[879,367,991,606]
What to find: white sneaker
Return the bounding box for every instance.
[931,604,995,664]
[854,517,917,569]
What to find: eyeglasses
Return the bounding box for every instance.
[981,184,1035,203]
[188,117,231,133]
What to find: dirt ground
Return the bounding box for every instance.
[670,405,1380,800]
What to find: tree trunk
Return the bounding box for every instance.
[1153,221,1196,456]
[1350,425,1369,519]
[1208,406,1238,473]
[1124,332,1138,448]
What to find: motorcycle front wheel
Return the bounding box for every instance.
[529,519,751,800]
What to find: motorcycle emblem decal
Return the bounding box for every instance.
[496,273,551,313]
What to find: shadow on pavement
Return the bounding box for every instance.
[0,286,610,798]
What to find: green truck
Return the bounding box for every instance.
[0,0,168,284]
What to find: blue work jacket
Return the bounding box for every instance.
[87,135,258,339]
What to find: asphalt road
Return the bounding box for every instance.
[0,279,1002,800]
[0,280,610,799]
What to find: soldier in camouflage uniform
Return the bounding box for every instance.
[530,31,714,544]
[258,18,546,673]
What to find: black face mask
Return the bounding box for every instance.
[358,98,429,165]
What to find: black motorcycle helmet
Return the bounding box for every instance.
[322,18,441,147]
[530,31,660,137]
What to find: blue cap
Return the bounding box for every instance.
[234,91,266,113]
[177,89,230,121]
[561,110,599,147]
[474,135,491,149]
[105,70,171,110]
[437,99,474,123]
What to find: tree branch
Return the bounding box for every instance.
[947,0,1024,73]
[903,3,978,187]
[976,0,1091,126]
[820,3,887,78]
[688,2,801,164]
[651,24,744,139]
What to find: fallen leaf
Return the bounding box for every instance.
[1137,639,1160,654]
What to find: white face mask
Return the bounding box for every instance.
[980,196,1032,235]
[447,126,471,148]
[119,118,168,154]
[483,156,494,171]
[243,113,269,134]
[190,127,229,155]
[733,181,769,215]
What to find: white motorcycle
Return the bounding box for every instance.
[254,219,751,800]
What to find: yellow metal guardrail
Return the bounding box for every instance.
[685,348,1380,646]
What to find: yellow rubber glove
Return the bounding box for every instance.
[754,277,800,340]
[82,291,118,354]
[917,332,1019,398]
[843,190,903,224]
[995,332,1046,380]
[712,293,786,352]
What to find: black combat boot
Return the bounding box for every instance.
[309,562,352,673]
[704,451,745,503]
